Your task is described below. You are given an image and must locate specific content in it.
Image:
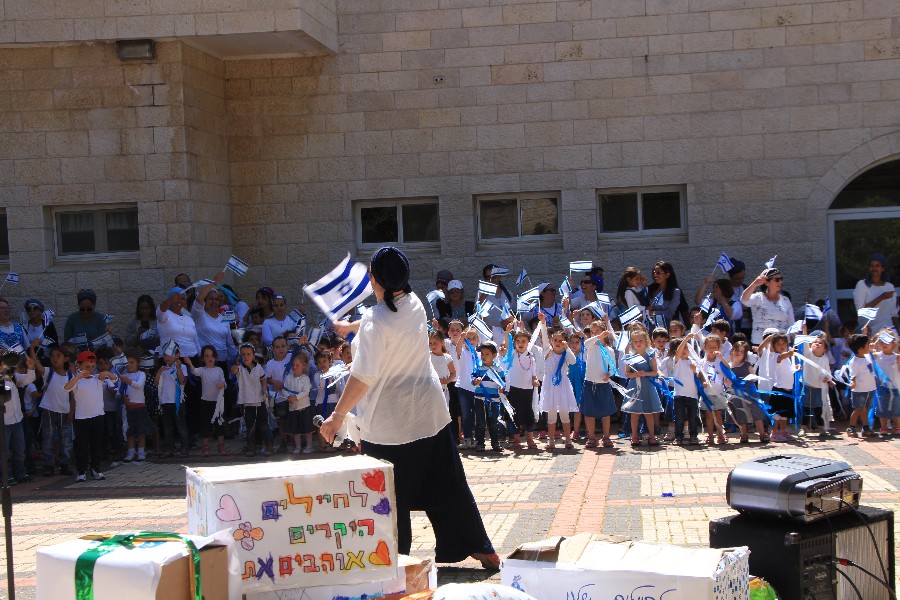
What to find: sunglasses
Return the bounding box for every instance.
[770,277,783,282]
[581,280,593,285]
[26,306,41,311]
[79,307,94,312]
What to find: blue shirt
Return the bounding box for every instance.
[472,364,505,401]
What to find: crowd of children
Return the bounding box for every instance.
[1,253,898,483]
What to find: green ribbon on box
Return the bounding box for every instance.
[74,532,202,600]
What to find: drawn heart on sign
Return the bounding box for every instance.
[215,494,242,522]
[361,470,385,493]
[369,540,392,567]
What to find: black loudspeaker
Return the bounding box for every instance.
[709,505,895,599]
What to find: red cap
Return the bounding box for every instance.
[76,351,96,362]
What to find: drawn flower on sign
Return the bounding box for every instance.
[233,521,265,551]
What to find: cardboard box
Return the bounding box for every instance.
[501,534,750,600]
[246,555,437,600]
[36,530,240,600]
[187,455,398,594]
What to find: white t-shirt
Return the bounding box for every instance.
[194,366,225,402]
[802,346,831,389]
[873,351,900,390]
[773,352,797,389]
[39,370,72,413]
[506,349,540,389]
[849,355,876,393]
[236,363,266,406]
[157,363,188,405]
[264,356,291,403]
[71,375,111,419]
[583,336,613,383]
[453,337,484,393]
[191,302,235,363]
[430,352,453,390]
[284,373,311,411]
[156,307,200,357]
[262,316,294,348]
[673,358,698,399]
[350,293,450,445]
[853,280,897,334]
[3,370,33,424]
[742,292,795,344]
[122,370,146,405]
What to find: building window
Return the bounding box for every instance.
[0,212,8,261]
[55,206,140,258]
[477,192,560,242]
[598,186,686,239]
[356,199,440,248]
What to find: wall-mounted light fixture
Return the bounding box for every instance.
[115,39,156,61]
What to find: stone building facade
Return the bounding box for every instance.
[0,0,898,323]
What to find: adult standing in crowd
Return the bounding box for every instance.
[740,268,795,344]
[191,273,236,365]
[261,294,295,347]
[436,280,474,326]
[425,269,454,322]
[479,264,513,338]
[175,273,197,310]
[22,298,57,346]
[158,286,201,441]
[321,247,499,570]
[646,260,686,327]
[0,297,28,350]
[63,289,109,350]
[569,271,601,320]
[123,295,159,350]
[695,259,749,336]
[853,253,897,333]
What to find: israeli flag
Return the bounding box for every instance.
[490,266,509,277]
[878,331,895,345]
[618,305,642,326]
[162,340,180,356]
[584,301,605,319]
[140,327,158,341]
[858,307,878,323]
[516,267,528,287]
[41,334,56,348]
[476,300,493,318]
[559,315,573,330]
[309,327,324,347]
[715,252,734,273]
[823,297,832,314]
[43,309,55,327]
[111,354,128,369]
[303,253,373,322]
[569,260,593,272]
[6,342,26,355]
[624,353,644,367]
[703,308,721,329]
[699,295,713,314]
[793,335,818,347]
[224,255,250,277]
[499,303,512,320]
[787,319,803,334]
[596,293,611,313]
[615,330,630,353]
[221,310,236,324]
[470,316,493,340]
[4,272,19,285]
[517,286,541,312]
[765,255,777,269]
[558,276,572,298]
[287,309,304,325]
[426,289,445,304]
[104,314,115,324]
[804,304,823,320]
[478,280,498,296]
[92,332,114,348]
[69,333,88,347]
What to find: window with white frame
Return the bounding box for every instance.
[476,192,560,242]
[54,206,140,258]
[356,198,440,248]
[0,211,8,261]
[598,186,686,238]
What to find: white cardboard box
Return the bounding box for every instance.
[500,534,750,600]
[36,530,241,600]
[186,455,398,594]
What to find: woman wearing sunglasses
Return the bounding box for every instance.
[63,289,111,350]
[740,268,795,345]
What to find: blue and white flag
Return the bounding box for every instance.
[559,276,572,298]
[470,316,493,340]
[699,294,713,314]
[104,314,115,324]
[476,299,493,318]
[858,307,878,323]
[597,293,611,311]
[111,354,128,369]
[69,333,88,347]
[5,342,25,355]
[793,335,818,347]
[516,267,528,287]
[478,280,498,297]
[224,255,250,277]
[490,266,509,277]
[624,353,644,367]
[221,310,236,324]
[308,327,324,347]
[878,331,895,345]
[287,309,304,325]
[92,332,114,348]
[426,289,445,305]
[618,305,642,326]
[162,340,180,356]
[499,303,512,320]
[517,286,541,312]
[4,272,19,285]
[43,309,55,327]
[41,334,56,348]
[715,252,734,273]
[140,327,158,341]
[615,330,630,353]
[303,253,373,322]
[703,308,721,329]
[804,304,823,320]
[787,319,803,334]
[765,255,777,269]
[584,301,605,319]
[569,260,592,272]
[823,297,832,314]
[559,315,573,330]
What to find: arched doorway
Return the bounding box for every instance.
[827,158,900,322]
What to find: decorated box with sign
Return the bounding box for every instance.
[186,455,398,594]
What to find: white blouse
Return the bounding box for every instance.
[157,306,200,357]
[742,292,795,344]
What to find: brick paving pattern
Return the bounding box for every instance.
[1,431,898,598]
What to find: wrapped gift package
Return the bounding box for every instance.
[187,455,398,594]
[246,554,436,600]
[501,533,750,600]
[35,530,240,600]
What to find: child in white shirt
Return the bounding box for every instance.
[233,343,271,456]
[846,333,876,437]
[5,356,36,482]
[155,350,188,457]
[188,345,226,456]
[120,350,155,462]
[264,336,291,453]
[39,346,74,476]
[64,350,117,482]
[283,352,313,454]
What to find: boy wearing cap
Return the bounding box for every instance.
[471,340,505,452]
[64,350,118,482]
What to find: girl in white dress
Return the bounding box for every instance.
[537,313,578,451]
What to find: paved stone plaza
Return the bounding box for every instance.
[1,430,898,598]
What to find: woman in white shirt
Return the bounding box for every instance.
[740,268,795,345]
[158,286,201,436]
[320,247,499,571]
[853,253,897,333]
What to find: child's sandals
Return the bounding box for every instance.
[630,435,641,448]
[564,440,575,450]
[544,441,556,452]
[601,437,614,448]
[585,437,598,448]
[716,434,727,445]
[526,439,538,450]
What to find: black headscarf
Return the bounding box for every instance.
[370,247,412,313]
